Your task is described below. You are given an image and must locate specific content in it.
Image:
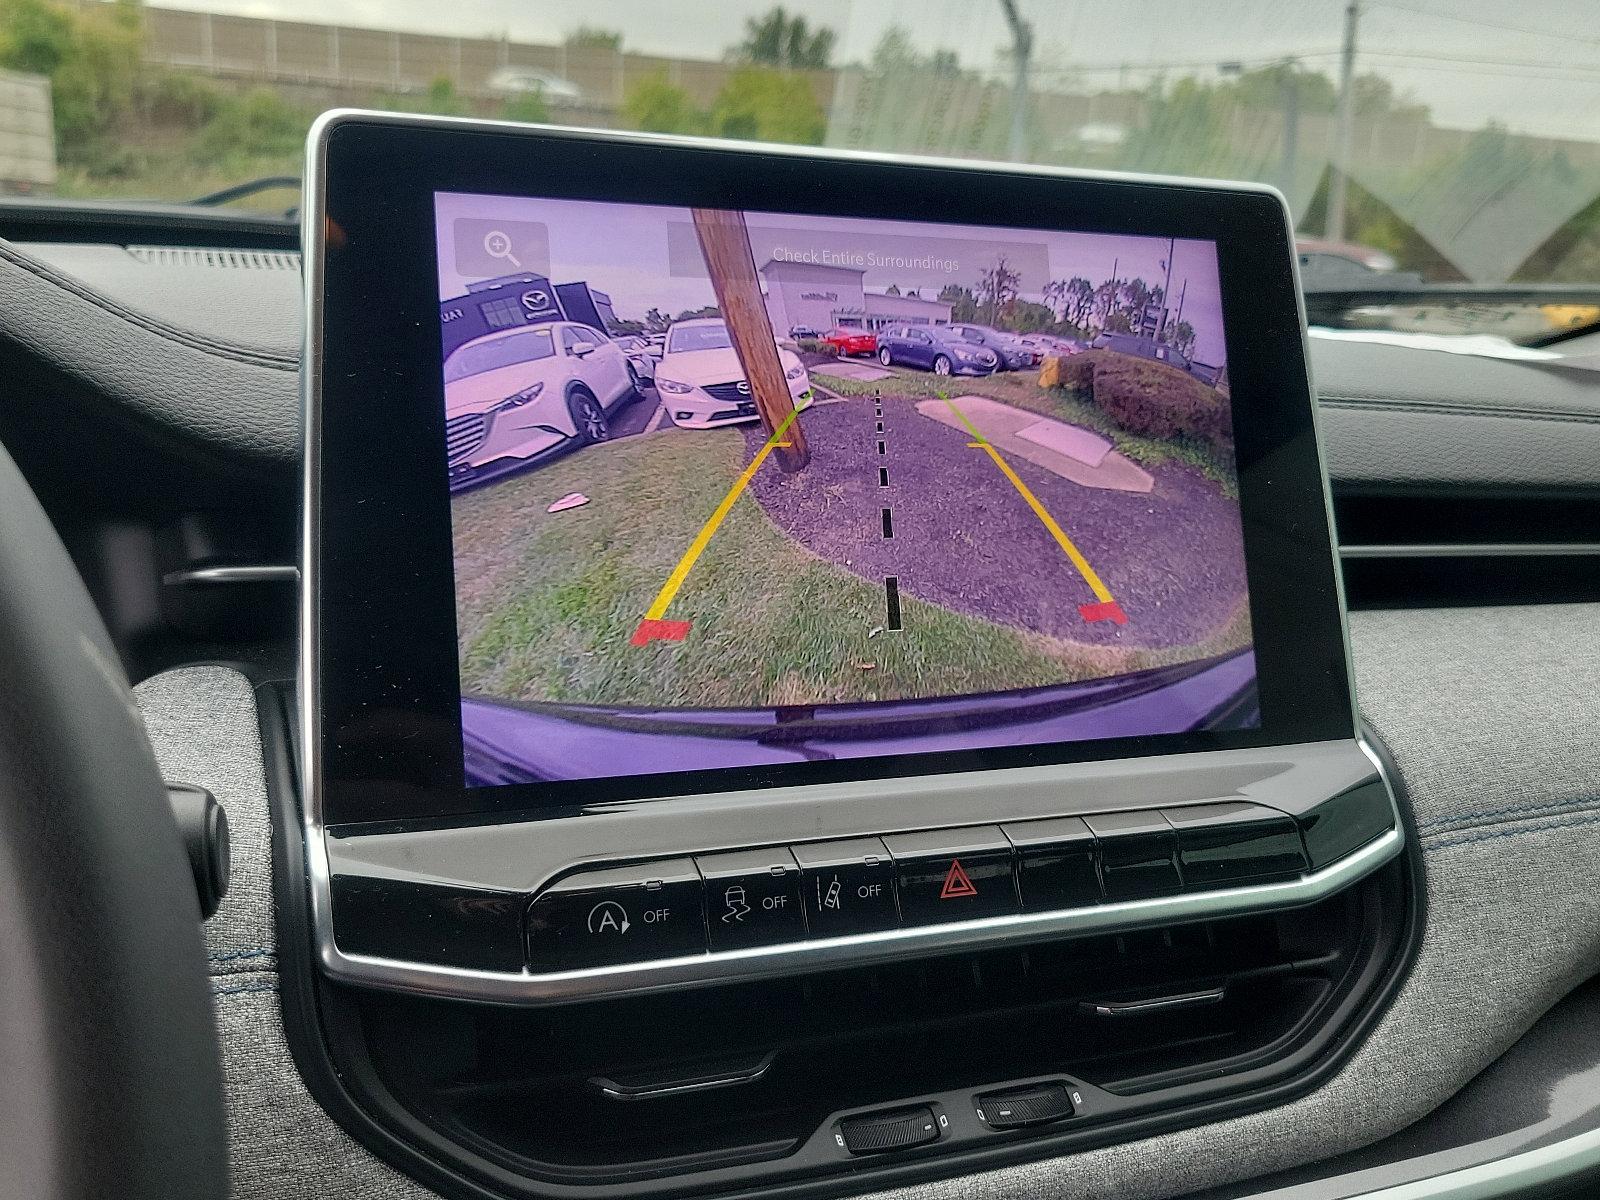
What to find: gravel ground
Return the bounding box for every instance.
[743,394,1248,650]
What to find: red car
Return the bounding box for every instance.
[822,326,878,357]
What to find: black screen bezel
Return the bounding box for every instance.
[310,113,1353,829]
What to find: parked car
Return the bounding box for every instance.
[443,321,639,487]
[485,66,583,105]
[788,324,821,339]
[1021,334,1086,357]
[612,335,659,382]
[876,325,999,376]
[948,323,1039,370]
[1091,331,1192,370]
[821,326,878,357]
[655,318,815,429]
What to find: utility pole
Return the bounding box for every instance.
[999,0,1033,163]
[690,208,809,472]
[1327,0,1361,243]
[1280,57,1299,201]
[1159,238,1174,340]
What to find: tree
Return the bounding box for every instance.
[709,67,825,145]
[870,27,962,77]
[675,305,720,321]
[731,7,835,69]
[565,26,621,51]
[607,317,645,335]
[883,283,900,296]
[1163,319,1197,356]
[1045,276,1094,330]
[622,72,706,135]
[938,283,979,322]
[974,255,1021,324]
[644,307,669,333]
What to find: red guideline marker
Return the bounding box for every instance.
[630,618,692,647]
[1078,600,1129,626]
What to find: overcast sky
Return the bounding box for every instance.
[160,0,1600,141]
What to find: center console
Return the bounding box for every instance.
[294,111,1417,1199]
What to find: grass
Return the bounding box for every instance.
[451,427,1250,708]
[820,364,1239,497]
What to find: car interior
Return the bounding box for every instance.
[4,5,1600,1200]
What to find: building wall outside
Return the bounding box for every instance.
[0,69,55,191]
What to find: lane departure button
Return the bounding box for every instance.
[696,847,806,951]
[526,859,705,972]
[883,827,1018,925]
[791,837,900,936]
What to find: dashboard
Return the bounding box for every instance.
[2,120,1600,1200]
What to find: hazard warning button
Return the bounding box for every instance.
[881,827,1019,925]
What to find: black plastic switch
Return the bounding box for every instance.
[1004,817,1101,910]
[1162,802,1308,886]
[1299,780,1395,870]
[1082,811,1182,899]
[975,1082,1075,1130]
[883,827,1018,925]
[525,859,706,972]
[791,837,900,936]
[839,1105,941,1154]
[696,847,806,950]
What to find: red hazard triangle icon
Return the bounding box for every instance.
[939,859,978,900]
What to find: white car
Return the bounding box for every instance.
[655,318,814,430]
[443,321,638,488]
[485,67,583,105]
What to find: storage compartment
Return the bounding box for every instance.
[332,860,1408,1193]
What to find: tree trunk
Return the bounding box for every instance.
[690,207,809,472]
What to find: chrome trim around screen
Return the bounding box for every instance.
[299,110,1393,1007]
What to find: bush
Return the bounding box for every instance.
[795,338,835,355]
[1088,353,1232,448]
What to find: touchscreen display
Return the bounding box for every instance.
[434,191,1257,787]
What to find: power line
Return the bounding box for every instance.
[1368,0,1600,48]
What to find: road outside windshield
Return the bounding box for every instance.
[436,191,1256,786]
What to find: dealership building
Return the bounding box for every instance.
[759,259,953,334]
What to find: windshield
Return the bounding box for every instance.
[443,326,556,381]
[665,323,732,353]
[11,1,1598,341]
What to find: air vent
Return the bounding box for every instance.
[1335,494,1600,608]
[126,246,301,271]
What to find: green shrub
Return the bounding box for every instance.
[795,337,834,355]
[1087,353,1232,448]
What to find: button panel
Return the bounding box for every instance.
[526,859,706,972]
[792,837,900,936]
[882,827,1020,925]
[1083,811,1183,900]
[1162,802,1308,886]
[516,797,1369,974]
[696,847,805,951]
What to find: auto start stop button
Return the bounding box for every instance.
[525,859,706,972]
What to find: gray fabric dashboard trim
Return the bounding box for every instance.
[133,604,1600,1200]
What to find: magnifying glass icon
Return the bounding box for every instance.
[483,229,521,269]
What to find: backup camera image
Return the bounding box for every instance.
[435,191,1257,786]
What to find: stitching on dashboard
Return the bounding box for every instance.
[209,946,275,963]
[1320,397,1600,426]
[1421,796,1600,834]
[1425,808,1600,853]
[0,241,300,372]
[212,980,278,998]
